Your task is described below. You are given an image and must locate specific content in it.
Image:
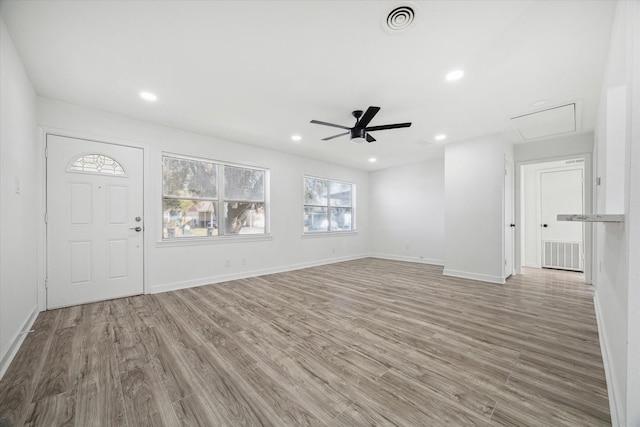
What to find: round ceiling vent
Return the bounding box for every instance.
[385,5,415,32]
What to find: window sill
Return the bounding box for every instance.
[156,234,273,247]
[301,231,358,238]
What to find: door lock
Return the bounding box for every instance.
[135,216,141,222]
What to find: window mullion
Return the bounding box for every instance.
[218,163,224,235]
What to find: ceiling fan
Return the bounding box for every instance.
[310,106,411,143]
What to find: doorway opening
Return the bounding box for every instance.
[518,156,592,283]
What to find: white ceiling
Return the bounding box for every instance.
[0,1,616,170]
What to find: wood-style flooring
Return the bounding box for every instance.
[0,258,610,426]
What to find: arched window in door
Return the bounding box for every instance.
[68,154,126,176]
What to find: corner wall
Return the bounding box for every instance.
[444,134,507,283]
[0,17,39,377]
[370,158,445,265]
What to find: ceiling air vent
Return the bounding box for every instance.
[510,103,578,141]
[384,5,415,33]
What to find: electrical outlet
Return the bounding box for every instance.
[241,259,246,266]
[225,259,231,267]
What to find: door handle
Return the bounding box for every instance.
[542,224,548,228]
[130,226,142,232]
[510,224,516,227]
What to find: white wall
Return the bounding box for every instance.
[515,132,594,163]
[0,17,39,377]
[443,134,507,284]
[37,98,371,295]
[370,158,444,265]
[593,1,640,425]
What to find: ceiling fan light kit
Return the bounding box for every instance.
[310,106,411,144]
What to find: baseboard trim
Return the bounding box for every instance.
[593,293,622,427]
[149,254,371,294]
[442,268,506,285]
[370,253,444,266]
[0,305,39,380]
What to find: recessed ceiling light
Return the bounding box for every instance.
[369,157,377,163]
[434,134,447,141]
[445,70,464,82]
[140,91,158,102]
[291,134,302,142]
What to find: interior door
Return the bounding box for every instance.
[504,159,515,278]
[47,135,144,308]
[539,168,583,271]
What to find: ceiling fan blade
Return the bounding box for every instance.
[366,134,376,143]
[365,122,412,132]
[356,106,381,128]
[310,119,351,130]
[322,131,350,141]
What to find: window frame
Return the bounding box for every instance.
[161,153,270,242]
[303,175,356,235]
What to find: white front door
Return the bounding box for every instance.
[46,135,144,309]
[540,168,584,271]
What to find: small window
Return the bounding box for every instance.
[304,176,354,233]
[69,154,125,175]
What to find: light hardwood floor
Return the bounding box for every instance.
[0,258,610,426]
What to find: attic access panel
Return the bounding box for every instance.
[510,103,576,141]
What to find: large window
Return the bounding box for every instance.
[162,155,268,239]
[304,176,354,233]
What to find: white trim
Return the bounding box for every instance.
[442,268,506,285]
[0,305,39,380]
[371,253,444,266]
[594,293,622,427]
[37,127,47,311]
[301,231,358,239]
[162,150,271,173]
[149,253,370,294]
[157,234,274,247]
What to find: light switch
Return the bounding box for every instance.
[15,176,20,195]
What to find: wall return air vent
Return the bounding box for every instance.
[510,103,578,141]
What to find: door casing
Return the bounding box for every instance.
[515,154,593,283]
